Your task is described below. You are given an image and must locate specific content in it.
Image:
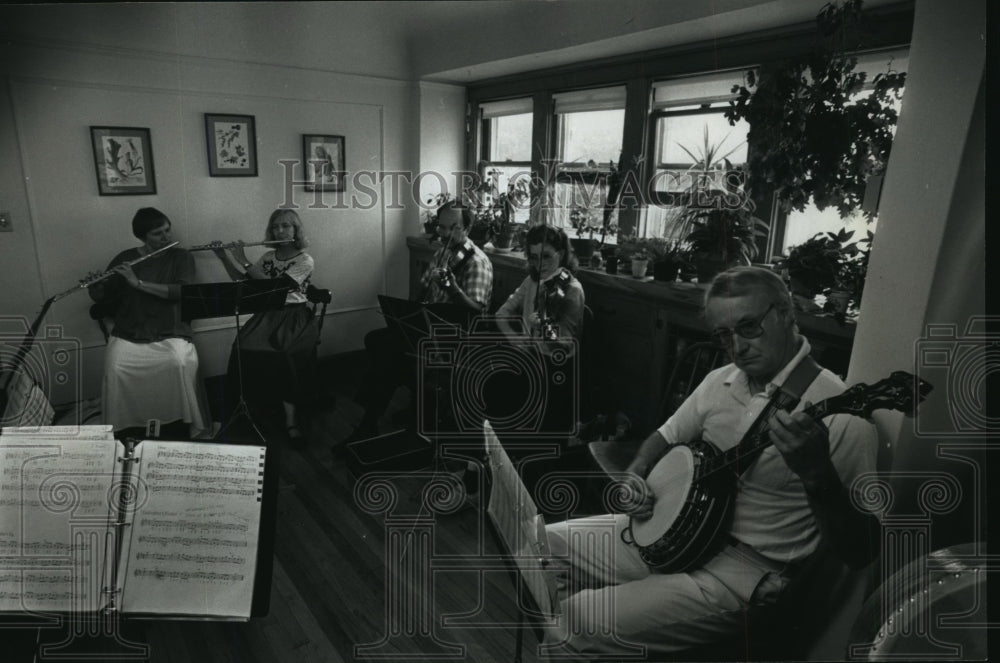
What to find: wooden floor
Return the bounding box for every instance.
[5,352,546,663]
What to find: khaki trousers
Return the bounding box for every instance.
[543,514,794,656]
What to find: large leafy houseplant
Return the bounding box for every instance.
[725,0,906,219]
[784,228,861,297]
[680,206,769,282]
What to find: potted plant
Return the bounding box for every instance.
[615,235,651,278]
[830,229,873,313]
[469,169,535,250]
[676,125,745,206]
[641,237,683,282]
[569,205,602,259]
[725,0,906,220]
[422,192,453,237]
[681,206,769,282]
[784,227,860,299]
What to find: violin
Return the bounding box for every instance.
[539,268,572,341]
[420,238,475,300]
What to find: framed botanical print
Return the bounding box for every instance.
[205,113,258,177]
[302,134,345,192]
[90,126,156,195]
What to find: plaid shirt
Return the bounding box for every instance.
[422,241,493,308]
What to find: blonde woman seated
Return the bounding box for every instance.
[212,209,318,444]
[89,207,212,438]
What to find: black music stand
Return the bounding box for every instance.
[182,278,291,443]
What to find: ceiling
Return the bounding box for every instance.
[0,0,905,83]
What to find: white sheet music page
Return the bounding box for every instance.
[118,440,265,619]
[0,430,118,613]
[484,422,556,618]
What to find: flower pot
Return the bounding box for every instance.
[630,258,649,278]
[789,277,817,299]
[571,238,597,259]
[827,290,851,314]
[605,257,619,275]
[493,229,515,250]
[653,260,679,282]
[693,255,730,283]
[468,225,490,248]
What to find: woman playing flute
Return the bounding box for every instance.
[212,208,318,445]
[88,207,213,438]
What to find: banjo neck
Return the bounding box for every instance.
[696,371,930,481]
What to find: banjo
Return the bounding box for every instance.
[621,371,932,573]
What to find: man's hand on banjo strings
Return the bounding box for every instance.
[614,472,654,519]
[769,403,838,487]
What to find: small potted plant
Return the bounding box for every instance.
[469,169,535,250]
[641,237,684,282]
[615,235,651,278]
[569,205,604,259]
[422,192,453,237]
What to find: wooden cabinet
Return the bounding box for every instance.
[407,237,856,436]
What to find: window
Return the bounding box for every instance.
[644,71,750,241]
[773,49,907,256]
[479,98,534,224]
[550,86,626,240]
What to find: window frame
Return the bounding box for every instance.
[465,6,912,245]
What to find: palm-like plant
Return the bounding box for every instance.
[676,125,746,174]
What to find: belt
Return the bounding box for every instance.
[727,535,800,577]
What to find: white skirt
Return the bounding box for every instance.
[101,337,212,438]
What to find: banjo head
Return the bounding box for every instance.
[631,445,696,547]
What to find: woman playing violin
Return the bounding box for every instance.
[496,224,585,346]
[88,207,212,438]
[212,208,318,445]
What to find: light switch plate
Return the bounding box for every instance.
[0,212,11,232]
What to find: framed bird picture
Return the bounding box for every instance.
[90,126,157,195]
[302,134,345,192]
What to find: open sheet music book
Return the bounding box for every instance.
[0,426,267,620]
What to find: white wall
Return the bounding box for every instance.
[418,82,467,200]
[0,37,419,404]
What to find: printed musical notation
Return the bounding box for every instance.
[132,569,245,583]
[135,552,245,565]
[119,440,265,618]
[0,432,267,619]
[0,433,116,613]
[139,518,249,533]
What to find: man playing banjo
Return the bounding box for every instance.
[544,266,880,655]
